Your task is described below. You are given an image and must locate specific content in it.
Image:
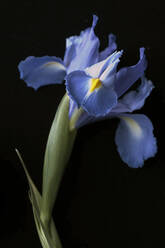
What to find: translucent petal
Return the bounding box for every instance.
[85,50,122,79]
[100,51,123,86]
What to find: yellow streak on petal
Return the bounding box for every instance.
[43,61,65,70]
[89,78,102,93]
[121,116,142,138]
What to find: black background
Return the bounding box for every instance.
[0,0,165,247]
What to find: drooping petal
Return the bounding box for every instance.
[115,114,157,168]
[18,56,66,90]
[99,34,117,61]
[111,76,154,113]
[66,70,91,106]
[66,15,100,73]
[66,70,118,116]
[82,85,117,116]
[114,48,147,97]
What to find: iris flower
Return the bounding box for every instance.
[18,15,157,168]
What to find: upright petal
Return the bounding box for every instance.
[63,35,83,68]
[99,34,117,61]
[115,114,157,168]
[66,15,100,73]
[85,50,122,79]
[100,51,123,87]
[114,48,147,97]
[111,77,154,113]
[18,56,66,90]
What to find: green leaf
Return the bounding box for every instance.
[15,149,62,248]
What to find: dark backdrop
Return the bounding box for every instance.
[0,0,165,247]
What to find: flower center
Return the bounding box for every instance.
[89,78,102,93]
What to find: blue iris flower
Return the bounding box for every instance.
[18,15,157,168]
[18,15,116,90]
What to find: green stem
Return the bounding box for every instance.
[69,107,84,131]
[40,94,77,228]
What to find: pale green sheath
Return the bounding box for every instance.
[41,93,77,226]
[17,94,77,248]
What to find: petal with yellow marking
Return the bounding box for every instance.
[115,114,157,168]
[89,78,102,93]
[18,56,66,90]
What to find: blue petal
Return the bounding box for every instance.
[66,71,91,106]
[69,98,78,119]
[114,48,147,97]
[66,70,117,116]
[63,35,83,68]
[111,76,154,113]
[66,15,100,73]
[85,50,123,79]
[115,114,157,168]
[99,34,117,61]
[100,51,123,87]
[82,86,117,116]
[18,56,66,90]
[75,110,94,128]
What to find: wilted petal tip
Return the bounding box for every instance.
[109,33,116,41]
[92,15,99,28]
